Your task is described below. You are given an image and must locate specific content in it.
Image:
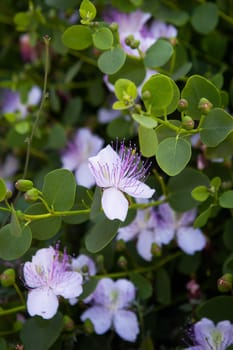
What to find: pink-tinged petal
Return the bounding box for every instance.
[52,271,83,299]
[113,310,139,342]
[115,279,136,308]
[26,287,58,319]
[122,180,155,199]
[216,320,233,348]
[23,262,44,289]
[136,230,155,261]
[102,188,128,221]
[93,278,115,305]
[81,306,112,334]
[75,162,95,188]
[176,227,206,255]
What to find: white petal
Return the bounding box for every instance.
[115,279,136,308]
[52,271,83,299]
[26,288,58,319]
[93,278,115,305]
[81,306,112,334]
[31,247,55,272]
[27,86,41,105]
[113,310,139,342]
[122,180,155,199]
[72,254,96,276]
[176,227,206,255]
[23,262,44,289]
[75,162,95,188]
[137,230,154,261]
[102,188,128,221]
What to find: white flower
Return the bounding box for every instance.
[23,246,83,319]
[81,278,139,342]
[88,143,155,222]
[61,128,104,188]
[185,317,233,350]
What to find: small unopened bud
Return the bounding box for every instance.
[15,179,33,192]
[134,104,142,113]
[130,39,140,49]
[81,264,89,274]
[115,239,126,252]
[109,22,118,32]
[142,90,151,100]
[83,318,94,334]
[0,268,16,287]
[63,315,75,331]
[182,115,195,130]
[218,273,233,293]
[5,190,13,199]
[117,256,128,270]
[151,243,161,257]
[198,97,213,114]
[24,188,39,202]
[177,98,188,112]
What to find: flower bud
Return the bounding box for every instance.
[151,243,161,257]
[15,179,34,192]
[177,98,188,112]
[24,188,39,202]
[115,239,126,252]
[217,273,233,293]
[83,318,94,334]
[182,115,195,130]
[109,22,118,32]
[63,315,75,331]
[5,190,13,199]
[198,97,213,114]
[142,90,151,100]
[117,256,128,270]
[0,268,16,287]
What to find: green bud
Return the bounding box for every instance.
[177,98,188,112]
[151,243,161,257]
[142,90,151,100]
[15,179,34,192]
[5,190,13,199]
[130,39,140,49]
[217,273,233,293]
[115,239,126,252]
[117,256,128,270]
[63,315,75,331]
[198,97,213,114]
[109,22,118,32]
[182,115,195,130]
[13,320,23,331]
[124,35,134,46]
[24,188,39,202]
[83,318,94,334]
[81,264,89,274]
[0,268,16,287]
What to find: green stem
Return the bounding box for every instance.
[13,283,25,305]
[0,305,26,317]
[23,35,50,179]
[219,10,233,26]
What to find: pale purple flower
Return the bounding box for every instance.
[0,154,19,190]
[1,86,41,118]
[185,317,233,350]
[81,278,139,342]
[23,245,83,319]
[61,128,104,188]
[98,106,122,124]
[88,143,155,222]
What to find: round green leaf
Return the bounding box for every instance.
[132,114,158,129]
[144,39,174,68]
[156,137,191,176]
[130,273,152,300]
[191,2,218,34]
[193,205,213,228]
[106,117,134,139]
[0,224,32,260]
[155,268,171,305]
[181,75,221,120]
[197,296,233,323]
[219,190,233,209]
[191,186,210,202]
[92,27,113,50]
[97,47,126,75]
[79,0,96,23]
[138,125,158,157]
[62,25,92,50]
[114,78,137,101]
[200,108,233,147]
[42,169,76,211]
[0,178,7,201]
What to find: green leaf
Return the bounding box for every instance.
[20,313,63,350]
[138,125,158,157]
[197,296,233,323]
[90,187,102,221]
[46,123,66,150]
[92,27,113,50]
[130,273,152,300]
[107,117,134,139]
[181,75,221,120]
[79,0,96,24]
[177,253,201,275]
[155,268,171,305]
[0,338,7,350]
[193,205,213,228]
[191,2,218,34]
[223,219,233,251]
[79,277,98,300]
[219,190,233,208]
[132,114,158,129]
[25,203,61,240]
[0,224,32,260]
[114,78,137,101]
[156,137,191,176]
[45,0,78,10]
[15,121,30,134]
[0,179,7,201]
[223,252,233,274]
[112,101,129,110]
[42,169,76,211]
[144,39,174,68]
[97,47,126,75]
[62,25,92,50]
[167,167,210,212]
[85,215,121,253]
[200,108,233,147]
[191,186,210,202]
